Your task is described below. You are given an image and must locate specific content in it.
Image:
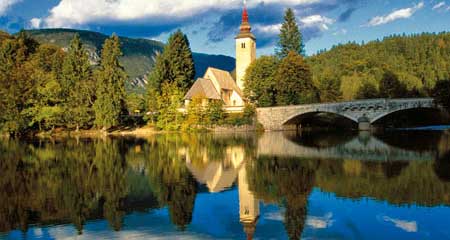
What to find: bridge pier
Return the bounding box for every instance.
[358,115,371,131]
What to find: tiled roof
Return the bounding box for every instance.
[207,67,244,97]
[184,78,221,100]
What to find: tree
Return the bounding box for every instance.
[93,35,127,130]
[147,30,195,93]
[156,82,184,130]
[379,71,407,98]
[276,8,305,58]
[0,31,39,135]
[61,34,94,131]
[244,56,279,107]
[25,44,65,130]
[356,82,379,99]
[433,80,450,112]
[318,77,342,103]
[205,100,225,125]
[275,52,318,105]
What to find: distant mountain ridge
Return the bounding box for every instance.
[24,29,235,91]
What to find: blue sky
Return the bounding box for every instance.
[1,0,450,57]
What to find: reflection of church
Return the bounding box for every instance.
[182,144,260,239]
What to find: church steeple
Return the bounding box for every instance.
[235,1,256,91]
[236,2,255,40]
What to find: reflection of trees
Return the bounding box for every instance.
[247,157,318,240]
[144,134,197,230]
[434,151,450,182]
[0,138,131,233]
[316,158,450,206]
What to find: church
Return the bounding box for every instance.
[184,5,256,112]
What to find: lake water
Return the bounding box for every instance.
[1,130,450,240]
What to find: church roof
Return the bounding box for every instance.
[207,67,244,97]
[184,78,221,100]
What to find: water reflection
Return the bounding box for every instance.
[0,131,449,239]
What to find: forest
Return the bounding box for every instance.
[309,32,450,102]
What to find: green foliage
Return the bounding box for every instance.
[275,52,318,105]
[205,100,226,125]
[126,93,146,115]
[379,71,408,98]
[433,80,450,112]
[318,77,342,103]
[0,31,40,135]
[93,35,128,130]
[184,97,206,128]
[308,33,450,100]
[244,56,279,107]
[356,82,379,100]
[62,34,94,130]
[156,82,184,130]
[276,8,305,58]
[148,30,195,92]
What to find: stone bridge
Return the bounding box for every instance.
[256,98,440,131]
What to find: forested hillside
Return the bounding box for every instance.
[308,32,450,101]
[24,29,235,90]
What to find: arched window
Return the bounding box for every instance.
[241,43,246,48]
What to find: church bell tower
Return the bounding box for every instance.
[235,2,256,91]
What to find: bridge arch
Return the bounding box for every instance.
[282,110,359,126]
[370,106,443,124]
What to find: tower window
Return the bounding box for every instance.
[241,43,246,48]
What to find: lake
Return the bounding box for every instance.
[1,130,450,239]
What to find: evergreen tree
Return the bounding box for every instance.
[276,8,305,58]
[156,82,184,130]
[244,56,279,107]
[275,52,318,105]
[0,31,39,135]
[147,30,195,92]
[93,35,127,130]
[61,34,94,131]
[25,44,65,130]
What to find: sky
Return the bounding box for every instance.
[1,0,450,57]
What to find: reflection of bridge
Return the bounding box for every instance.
[257,132,436,161]
[256,98,440,131]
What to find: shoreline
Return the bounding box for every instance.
[31,124,259,139]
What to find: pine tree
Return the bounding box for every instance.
[147,30,195,92]
[0,31,39,135]
[275,52,318,105]
[276,8,305,58]
[61,34,94,131]
[93,35,127,130]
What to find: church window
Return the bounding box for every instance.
[241,43,246,48]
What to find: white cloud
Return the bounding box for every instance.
[300,15,335,31]
[306,213,335,229]
[254,23,282,35]
[37,0,322,28]
[0,0,21,16]
[30,18,42,29]
[432,1,446,10]
[367,2,424,27]
[383,216,418,232]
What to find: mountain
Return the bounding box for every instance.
[24,29,235,90]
